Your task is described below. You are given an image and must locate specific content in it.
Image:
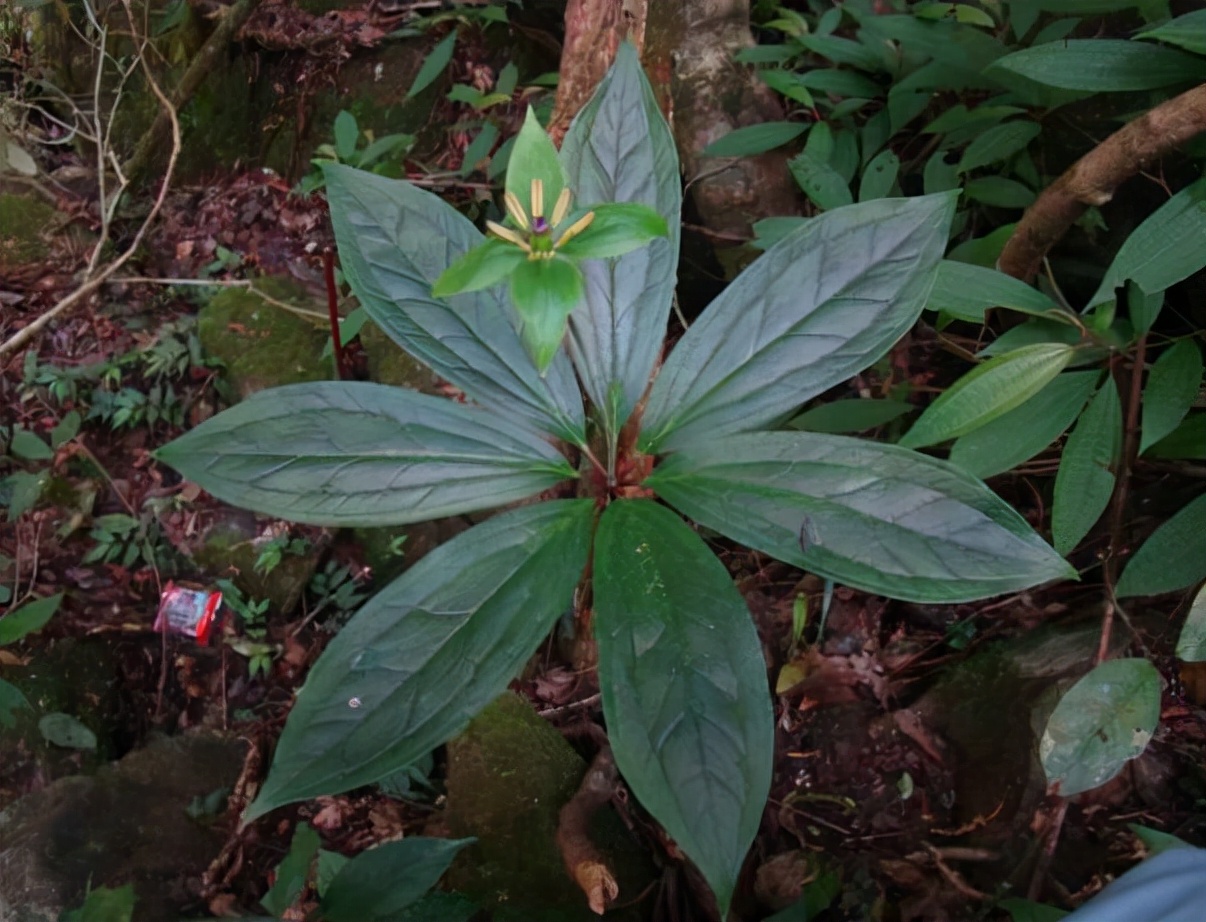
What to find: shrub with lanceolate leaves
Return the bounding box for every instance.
[156,44,1072,916]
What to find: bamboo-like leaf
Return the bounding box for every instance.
[321,838,475,922]
[1141,339,1204,454]
[701,121,807,158]
[949,371,1100,479]
[900,344,1076,449]
[956,120,1041,173]
[641,193,957,453]
[156,383,575,527]
[926,260,1072,324]
[1116,494,1206,598]
[1138,10,1206,56]
[0,593,63,645]
[1052,380,1122,555]
[986,40,1203,92]
[647,432,1074,603]
[1040,658,1161,797]
[246,500,595,820]
[323,163,585,444]
[560,42,682,450]
[595,500,772,918]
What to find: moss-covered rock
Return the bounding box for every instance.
[360,320,440,392]
[443,693,653,921]
[0,194,55,275]
[197,276,334,400]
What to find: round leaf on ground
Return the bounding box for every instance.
[1174,584,1206,662]
[1040,658,1161,797]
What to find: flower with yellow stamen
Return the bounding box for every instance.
[487,179,597,261]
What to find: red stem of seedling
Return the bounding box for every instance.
[323,248,346,380]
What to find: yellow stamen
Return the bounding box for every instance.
[487,221,531,252]
[530,178,544,220]
[551,188,572,227]
[504,191,529,229]
[557,211,595,245]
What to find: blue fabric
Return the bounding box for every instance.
[1064,848,1206,922]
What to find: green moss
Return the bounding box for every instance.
[0,194,55,274]
[197,276,334,400]
[360,321,438,391]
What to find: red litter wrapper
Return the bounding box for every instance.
[154,581,223,643]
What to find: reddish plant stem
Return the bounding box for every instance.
[323,248,346,380]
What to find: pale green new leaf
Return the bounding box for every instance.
[595,500,772,918]
[1141,340,1204,454]
[1116,494,1206,597]
[506,108,566,222]
[246,500,595,820]
[1040,659,1161,797]
[561,42,682,446]
[1052,380,1122,555]
[647,432,1074,603]
[926,260,1072,324]
[321,838,475,922]
[1090,177,1206,309]
[900,343,1076,449]
[986,40,1204,92]
[156,383,574,527]
[323,163,585,443]
[1137,10,1206,56]
[642,193,957,453]
[949,371,1100,479]
[1175,583,1206,662]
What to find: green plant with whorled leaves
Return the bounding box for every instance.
[156,44,1072,916]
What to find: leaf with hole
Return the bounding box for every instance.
[39,712,97,750]
[1040,658,1161,797]
[594,500,773,919]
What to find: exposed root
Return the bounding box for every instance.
[556,745,622,914]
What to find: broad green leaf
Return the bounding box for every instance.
[261,823,321,916]
[1116,494,1206,597]
[0,592,63,645]
[787,398,914,434]
[926,260,1070,324]
[950,371,1100,479]
[1040,658,1161,797]
[39,712,97,749]
[647,432,1075,603]
[1137,10,1206,56]
[701,121,807,158]
[858,149,900,202]
[321,837,475,922]
[856,14,1008,76]
[431,239,526,296]
[505,108,566,223]
[751,216,809,250]
[1147,413,1206,460]
[957,120,1041,173]
[323,163,585,444]
[1052,380,1122,555]
[964,176,1036,209]
[317,849,350,895]
[978,319,1082,357]
[900,344,1076,449]
[156,382,574,528]
[510,256,584,372]
[8,427,52,461]
[459,122,497,177]
[1128,823,1192,856]
[1129,283,1165,335]
[986,40,1204,92]
[924,104,1025,136]
[0,677,31,729]
[1141,340,1203,454]
[641,193,957,453]
[246,500,594,820]
[758,69,817,107]
[50,410,81,448]
[1090,177,1206,309]
[595,500,772,918]
[924,151,961,195]
[62,884,136,922]
[788,150,853,210]
[560,42,682,449]
[407,30,456,98]
[333,110,359,162]
[1175,583,1206,661]
[799,68,882,99]
[555,202,668,260]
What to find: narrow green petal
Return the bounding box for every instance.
[556,202,668,260]
[432,239,527,297]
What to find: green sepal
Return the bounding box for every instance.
[510,257,584,371]
[556,203,669,260]
[431,238,526,297]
